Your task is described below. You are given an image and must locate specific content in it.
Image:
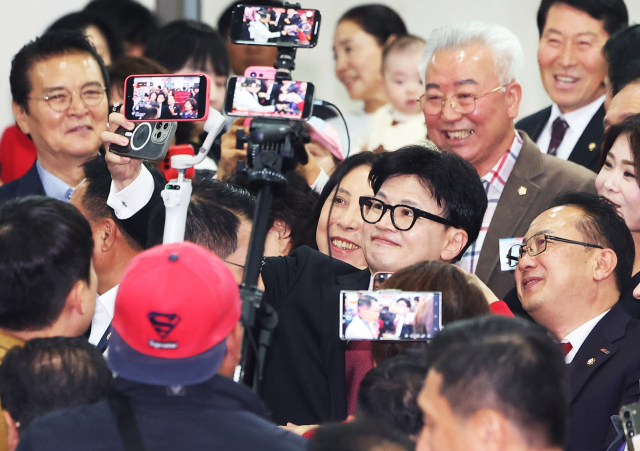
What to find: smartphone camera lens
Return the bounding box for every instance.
[628,421,634,429]
[625,411,631,419]
[155,123,162,129]
[163,123,169,130]
[156,132,162,139]
[250,72,256,77]
[630,431,635,437]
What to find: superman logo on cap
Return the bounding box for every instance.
[148,312,182,339]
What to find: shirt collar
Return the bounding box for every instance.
[481,132,523,189]
[549,95,606,137]
[562,308,610,363]
[97,285,119,319]
[35,160,74,202]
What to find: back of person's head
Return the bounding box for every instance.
[10,30,110,112]
[357,352,428,437]
[108,242,241,386]
[0,197,93,333]
[369,146,487,262]
[147,178,241,259]
[419,22,523,86]
[79,155,143,251]
[338,4,408,46]
[604,24,640,97]
[0,337,111,434]
[108,56,168,102]
[549,191,634,293]
[145,19,229,78]
[427,315,568,449]
[84,0,159,55]
[382,35,426,72]
[600,113,640,180]
[209,180,256,220]
[46,11,124,64]
[537,0,628,37]
[310,420,415,451]
[217,0,284,37]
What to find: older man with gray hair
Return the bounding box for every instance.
[418,22,596,299]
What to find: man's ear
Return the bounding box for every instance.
[467,408,509,450]
[66,276,95,319]
[218,322,244,378]
[593,248,617,283]
[96,219,118,253]
[505,82,522,120]
[265,220,292,257]
[3,410,20,451]
[440,228,468,262]
[12,102,30,136]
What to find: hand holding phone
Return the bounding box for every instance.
[102,113,143,190]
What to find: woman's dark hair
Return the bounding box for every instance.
[338,4,408,46]
[84,0,159,50]
[600,113,640,183]
[304,151,379,249]
[47,11,124,63]
[185,98,198,110]
[145,19,229,77]
[108,56,168,102]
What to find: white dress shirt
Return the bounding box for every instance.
[536,95,605,161]
[89,285,118,346]
[562,309,610,364]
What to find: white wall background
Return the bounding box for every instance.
[0,0,639,132]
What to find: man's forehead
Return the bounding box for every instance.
[604,83,640,128]
[527,205,582,236]
[30,52,103,86]
[425,44,496,81]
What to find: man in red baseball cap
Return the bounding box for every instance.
[16,242,308,451]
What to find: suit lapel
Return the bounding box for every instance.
[475,136,544,282]
[528,107,551,142]
[568,104,604,172]
[16,162,45,197]
[568,304,630,402]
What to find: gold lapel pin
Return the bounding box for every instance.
[600,348,610,354]
[587,358,596,366]
[518,186,527,196]
[589,142,597,152]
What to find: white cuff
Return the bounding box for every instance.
[310,169,329,194]
[107,165,155,219]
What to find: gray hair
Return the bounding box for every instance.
[419,22,523,85]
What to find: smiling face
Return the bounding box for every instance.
[422,44,521,176]
[596,135,640,233]
[384,48,424,115]
[362,175,459,274]
[316,165,372,269]
[333,20,385,103]
[537,3,608,114]
[13,52,108,164]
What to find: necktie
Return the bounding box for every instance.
[548,117,569,156]
[562,341,573,357]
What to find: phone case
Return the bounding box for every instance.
[110,121,177,162]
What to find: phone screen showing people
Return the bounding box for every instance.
[124,74,209,122]
[339,291,442,341]
[231,6,320,47]
[226,77,313,120]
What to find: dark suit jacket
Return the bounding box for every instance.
[566,302,640,451]
[477,132,597,299]
[516,104,605,172]
[0,161,44,202]
[260,246,371,426]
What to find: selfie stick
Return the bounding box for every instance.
[162,107,227,244]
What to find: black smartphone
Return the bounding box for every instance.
[224,76,314,120]
[122,74,210,122]
[371,272,393,291]
[109,121,178,162]
[230,5,321,48]
[621,402,640,451]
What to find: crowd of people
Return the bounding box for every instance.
[1,0,640,450]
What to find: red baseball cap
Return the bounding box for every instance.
[108,242,241,386]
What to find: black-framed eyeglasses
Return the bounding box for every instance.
[506,233,604,268]
[28,85,107,112]
[359,196,455,231]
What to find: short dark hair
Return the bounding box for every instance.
[46,11,124,63]
[79,155,143,251]
[536,0,628,37]
[305,152,379,248]
[147,178,241,259]
[550,192,635,293]
[358,295,377,309]
[84,0,159,49]
[339,4,408,46]
[0,337,111,432]
[10,30,110,112]
[428,315,568,449]
[309,420,415,451]
[145,20,229,78]
[369,145,488,262]
[357,352,428,436]
[108,56,168,101]
[382,35,426,73]
[0,197,94,332]
[603,25,640,97]
[600,113,640,180]
[217,0,284,37]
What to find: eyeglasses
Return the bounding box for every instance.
[506,233,603,268]
[418,85,507,116]
[359,196,455,231]
[28,85,107,112]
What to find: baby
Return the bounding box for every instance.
[362,35,429,153]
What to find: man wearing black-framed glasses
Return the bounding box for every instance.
[0,30,110,203]
[512,192,640,451]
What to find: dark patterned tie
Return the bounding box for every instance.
[548,117,569,156]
